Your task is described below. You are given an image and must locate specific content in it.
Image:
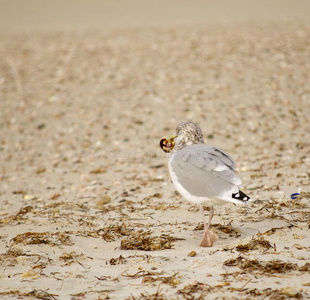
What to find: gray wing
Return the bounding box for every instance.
[170,143,241,200]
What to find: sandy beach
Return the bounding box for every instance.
[1,1,310,299]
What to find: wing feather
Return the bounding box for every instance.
[170,144,241,200]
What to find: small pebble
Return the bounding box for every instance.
[24,195,35,200]
[187,251,197,257]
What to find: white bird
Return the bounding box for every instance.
[160,121,251,247]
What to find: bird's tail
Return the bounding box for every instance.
[232,190,251,203]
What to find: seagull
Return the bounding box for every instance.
[160,121,251,247]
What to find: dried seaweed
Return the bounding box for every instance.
[109,255,127,265]
[121,269,180,286]
[242,287,303,299]
[50,192,61,200]
[1,247,25,259]
[259,227,286,236]
[176,281,215,299]
[220,271,243,281]
[127,286,166,300]
[126,254,153,263]
[122,270,162,279]
[223,255,309,274]
[65,223,134,241]
[140,193,181,211]
[299,262,310,272]
[101,223,134,241]
[120,231,184,251]
[0,289,58,300]
[0,247,40,261]
[89,167,107,174]
[94,275,114,281]
[0,247,41,266]
[194,222,241,237]
[212,222,242,237]
[148,202,181,211]
[10,231,72,246]
[235,236,274,252]
[95,195,112,209]
[141,193,163,204]
[59,251,83,262]
[297,192,310,199]
[289,210,310,222]
[0,206,33,225]
[142,272,180,286]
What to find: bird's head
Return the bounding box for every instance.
[160,121,204,152]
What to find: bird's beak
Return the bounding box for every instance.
[160,135,177,153]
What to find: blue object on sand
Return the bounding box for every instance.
[291,193,300,199]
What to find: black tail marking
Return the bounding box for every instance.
[232,190,251,202]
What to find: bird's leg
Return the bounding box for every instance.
[200,206,219,247]
[207,206,215,230]
[199,204,207,231]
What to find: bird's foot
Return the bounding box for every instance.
[199,229,219,247]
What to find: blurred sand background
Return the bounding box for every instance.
[1,0,310,32]
[0,1,310,299]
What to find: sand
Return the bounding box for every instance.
[0,1,310,299]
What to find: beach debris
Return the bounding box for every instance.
[22,268,42,279]
[101,223,134,241]
[36,167,46,174]
[64,223,134,241]
[150,164,164,169]
[297,192,310,199]
[95,275,115,281]
[89,167,107,174]
[258,226,287,236]
[176,281,215,299]
[120,231,184,251]
[96,195,112,209]
[213,222,242,237]
[235,236,274,252]
[0,247,24,261]
[9,231,72,246]
[50,192,61,200]
[122,269,180,286]
[141,193,163,203]
[194,221,241,238]
[122,269,163,279]
[187,251,197,257]
[299,263,310,272]
[291,193,300,199]
[223,255,310,274]
[0,289,58,300]
[24,194,36,200]
[96,293,110,300]
[0,247,42,269]
[127,285,166,300]
[0,206,33,225]
[109,255,127,265]
[59,251,87,268]
[59,251,84,262]
[239,287,303,299]
[142,272,180,286]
